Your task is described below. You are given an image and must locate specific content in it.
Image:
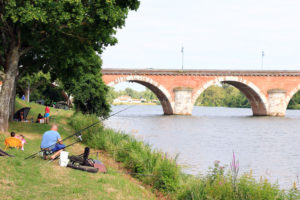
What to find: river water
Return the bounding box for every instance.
[104,105,300,189]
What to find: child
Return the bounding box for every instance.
[18,135,27,151]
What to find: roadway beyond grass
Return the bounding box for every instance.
[0,99,156,200]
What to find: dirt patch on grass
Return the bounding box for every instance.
[58,144,157,198]
[105,186,118,193]
[40,162,72,185]
[0,178,15,199]
[88,150,171,200]
[60,119,68,125]
[68,143,85,155]
[87,150,155,193]
[0,178,15,187]
[18,133,41,140]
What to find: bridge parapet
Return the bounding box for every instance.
[102,68,300,77]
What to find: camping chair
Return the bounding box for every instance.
[4,137,22,150]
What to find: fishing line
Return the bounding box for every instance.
[25,105,135,160]
[108,170,159,177]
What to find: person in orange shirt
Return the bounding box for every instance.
[4,132,22,150]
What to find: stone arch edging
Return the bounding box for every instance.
[191,76,269,110]
[107,75,171,100]
[107,75,174,113]
[285,84,300,108]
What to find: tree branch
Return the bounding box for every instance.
[1,16,14,37]
[58,30,88,43]
[0,56,4,67]
[30,80,46,92]
[17,29,21,48]
[19,36,48,56]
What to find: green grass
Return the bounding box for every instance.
[0,99,156,200]
[68,110,300,199]
[288,104,300,109]
[69,112,180,194]
[176,162,300,200]
[3,99,300,200]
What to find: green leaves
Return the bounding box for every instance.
[196,84,250,108]
[72,71,111,117]
[0,0,140,130]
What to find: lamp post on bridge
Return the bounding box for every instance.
[181,46,184,70]
[261,50,264,70]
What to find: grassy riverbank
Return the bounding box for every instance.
[71,112,300,199]
[1,99,300,199]
[0,99,156,200]
[70,112,180,194]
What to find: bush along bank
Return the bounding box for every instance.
[70,112,180,194]
[177,161,299,200]
[70,112,300,199]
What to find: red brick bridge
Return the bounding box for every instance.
[102,69,300,116]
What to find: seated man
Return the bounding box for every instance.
[4,132,22,150]
[20,111,24,121]
[40,124,66,160]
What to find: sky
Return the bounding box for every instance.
[101,0,300,90]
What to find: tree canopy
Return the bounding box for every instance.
[0,0,140,132]
[195,84,250,108]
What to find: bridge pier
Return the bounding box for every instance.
[173,87,193,115]
[267,89,287,116]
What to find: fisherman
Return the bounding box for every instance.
[40,124,65,160]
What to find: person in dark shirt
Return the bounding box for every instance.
[36,113,44,123]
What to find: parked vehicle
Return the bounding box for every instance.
[55,101,70,110]
[36,99,45,105]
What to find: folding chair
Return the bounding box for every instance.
[4,137,22,150]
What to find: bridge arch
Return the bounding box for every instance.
[285,84,300,108]
[192,77,268,116]
[107,75,173,114]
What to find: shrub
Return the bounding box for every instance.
[70,112,300,198]
[177,161,300,200]
[70,112,180,193]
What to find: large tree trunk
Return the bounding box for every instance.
[25,84,30,102]
[9,76,18,121]
[0,46,20,133]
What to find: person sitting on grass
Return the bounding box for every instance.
[4,132,22,150]
[36,113,44,123]
[20,111,24,121]
[40,124,66,160]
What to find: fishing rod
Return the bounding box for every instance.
[108,170,159,177]
[25,105,135,160]
[48,149,159,177]
[47,140,82,163]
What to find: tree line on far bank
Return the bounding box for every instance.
[108,84,300,109]
[195,84,300,109]
[195,84,250,108]
[107,87,159,104]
